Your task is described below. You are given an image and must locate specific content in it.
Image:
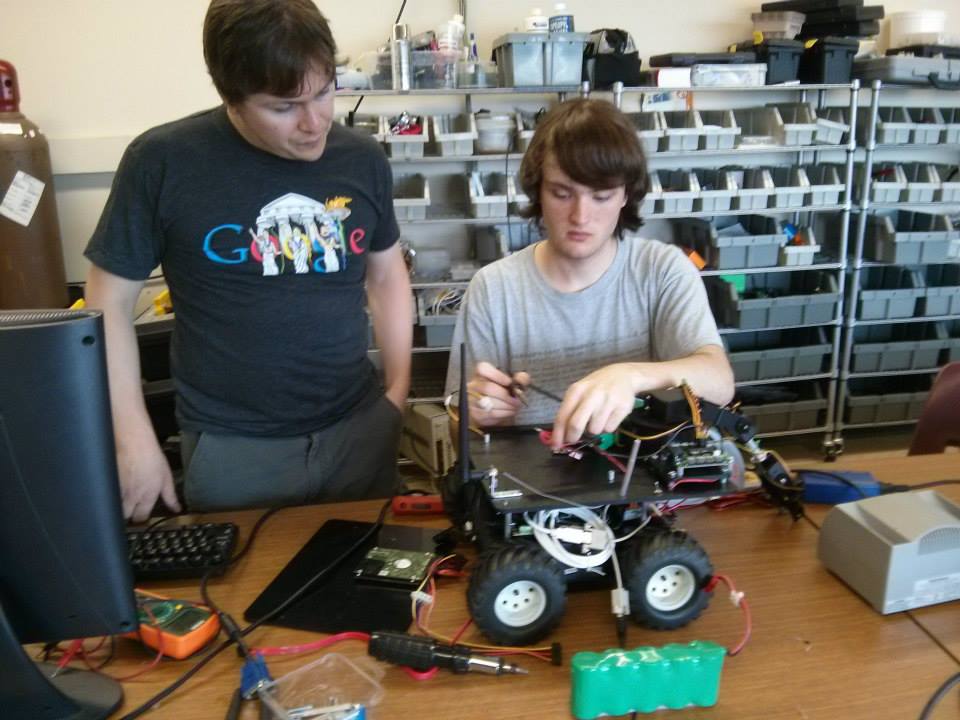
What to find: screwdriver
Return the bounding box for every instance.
[368,631,527,675]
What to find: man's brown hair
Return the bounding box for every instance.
[518,99,649,238]
[203,0,337,105]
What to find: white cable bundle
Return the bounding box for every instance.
[524,507,616,569]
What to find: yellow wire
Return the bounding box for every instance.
[619,421,688,442]
[444,391,487,437]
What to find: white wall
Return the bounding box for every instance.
[1,0,957,282]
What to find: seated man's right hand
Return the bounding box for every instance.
[466,361,530,427]
[117,440,181,523]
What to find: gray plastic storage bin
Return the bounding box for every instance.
[942,108,960,144]
[382,115,428,158]
[803,164,844,206]
[673,216,782,270]
[738,383,827,433]
[657,170,699,213]
[845,377,931,424]
[698,110,741,150]
[918,264,960,317]
[340,113,384,139]
[905,107,946,145]
[851,323,950,373]
[864,163,907,204]
[857,265,924,321]
[475,112,515,154]
[393,174,430,220]
[431,114,478,156]
[625,111,664,155]
[468,172,509,218]
[859,106,912,145]
[732,167,775,210]
[934,164,960,203]
[854,55,960,88]
[900,162,940,203]
[948,321,960,362]
[864,211,955,265]
[693,168,738,212]
[515,111,538,152]
[660,111,704,151]
[768,166,810,209]
[641,172,663,215]
[814,107,850,145]
[725,327,831,382]
[492,33,547,86]
[732,106,782,146]
[779,228,821,267]
[545,33,588,86]
[706,271,839,330]
[768,103,818,146]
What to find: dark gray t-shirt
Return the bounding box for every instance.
[85,108,398,436]
[445,238,723,425]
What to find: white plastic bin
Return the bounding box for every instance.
[768,166,810,209]
[905,107,946,144]
[867,163,907,203]
[779,228,820,266]
[699,109,742,150]
[657,170,699,214]
[492,33,547,86]
[660,110,704,151]
[900,162,940,203]
[625,111,664,155]
[431,113,478,156]
[768,103,818,145]
[515,111,539,152]
[732,106,783,146]
[751,11,805,39]
[382,114,428,158]
[804,164,844,206]
[468,172,509,218]
[393,174,431,220]
[545,33,588,86]
[814,106,850,145]
[693,168,738,213]
[934,164,960,203]
[475,112,516,153]
[691,64,766,87]
[732,167,775,210]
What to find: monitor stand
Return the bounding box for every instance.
[1,604,124,720]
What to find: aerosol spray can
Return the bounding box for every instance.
[391,23,411,91]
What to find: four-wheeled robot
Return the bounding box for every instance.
[442,365,803,647]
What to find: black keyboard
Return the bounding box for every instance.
[127,522,239,581]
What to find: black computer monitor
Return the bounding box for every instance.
[0,309,138,719]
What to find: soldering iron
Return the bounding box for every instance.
[368,631,527,675]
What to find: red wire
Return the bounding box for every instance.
[253,632,372,657]
[450,617,472,644]
[706,573,752,656]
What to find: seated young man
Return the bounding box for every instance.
[445,99,734,449]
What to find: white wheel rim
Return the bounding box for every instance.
[645,564,696,612]
[493,580,548,627]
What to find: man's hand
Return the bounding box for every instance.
[117,439,180,523]
[551,363,638,448]
[466,361,530,427]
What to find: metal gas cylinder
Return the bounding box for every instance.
[0,59,67,308]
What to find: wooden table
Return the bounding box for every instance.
[109,454,960,719]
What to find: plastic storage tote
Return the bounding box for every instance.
[934,164,960,203]
[853,56,960,88]
[468,172,510,218]
[851,323,951,373]
[492,33,547,86]
[690,63,766,87]
[905,107,945,144]
[693,168,738,212]
[750,11,806,39]
[799,36,858,83]
[706,271,839,330]
[736,39,804,84]
[768,103,818,145]
[660,111,704,151]
[858,106,912,145]
[625,111,664,155]
[725,327,830,382]
[431,113,478,156]
[698,110,741,150]
[382,114,429,158]
[768,166,810,208]
[814,106,850,145]
[844,377,931,425]
[803,164,844,206]
[737,383,828,433]
[475,112,515,153]
[732,167,775,210]
[392,174,430,220]
[732,106,782,146]
[864,211,955,264]
[917,264,960,317]
[673,215,782,270]
[900,162,940,203]
[856,266,925,321]
[545,33,588,86]
[656,170,699,213]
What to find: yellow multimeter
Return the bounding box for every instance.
[128,590,220,659]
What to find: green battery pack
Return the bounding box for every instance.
[570,641,725,718]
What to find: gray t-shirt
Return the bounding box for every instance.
[445,237,722,425]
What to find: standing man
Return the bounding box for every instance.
[85,0,411,521]
[446,99,733,448]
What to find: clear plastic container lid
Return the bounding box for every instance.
[264,652,385,716]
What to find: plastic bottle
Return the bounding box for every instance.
[549,2,574,33]
[525,8,549,33]
[437,14,465,54]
